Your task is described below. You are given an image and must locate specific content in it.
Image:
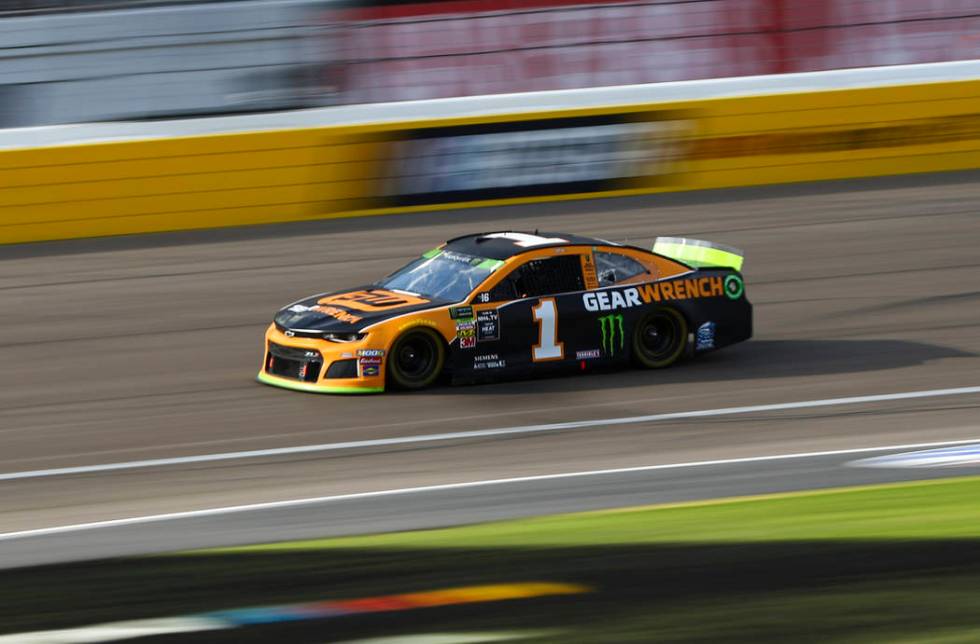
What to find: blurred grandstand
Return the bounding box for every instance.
[328,0,980,102]
[0,0,976,126]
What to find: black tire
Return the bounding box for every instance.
[632,308,688,369]
[386,328,446,390]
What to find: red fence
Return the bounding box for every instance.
[324,0,980,103]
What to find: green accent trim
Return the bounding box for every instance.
[476,258,504,271]
[653,240,744,271]
[422,248,442,259]
[724,274,745,300]
[257,371,384,394]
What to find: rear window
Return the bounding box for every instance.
[595,251,647,286]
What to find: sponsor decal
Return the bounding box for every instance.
[441,250,483,265]
[476,309,500,342]
[358,354,382,377]
[319,289,428,312]
[581,253,599,290]
[582,276,724,312]
[598,314,625,356]
[449,305,474,319]
[695,321,716,351]
[381,113,688,207]
[724,274,744,300]
[317,305,363,324]
[456,315,477,349]
[303,350,319,359]
[356,349,385,357]
[473,353,506,369]
[458,330,476,348]
[298,363,309,379]
[360,364,380,377]
[576,349,602,360]
[398,319,438,331]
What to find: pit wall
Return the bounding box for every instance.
[1,61,978,244]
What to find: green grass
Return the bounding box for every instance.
[3,477,980,642]
[214,476,980,553]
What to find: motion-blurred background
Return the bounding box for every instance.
[2,2,980,642]
[1,0,977,126]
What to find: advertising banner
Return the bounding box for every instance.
[374,111,692,207]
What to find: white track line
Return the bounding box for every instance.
[1,436,979,542]
[2,385,979,482]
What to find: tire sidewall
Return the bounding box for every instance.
[632,308,688,369]
[387,327,446,390]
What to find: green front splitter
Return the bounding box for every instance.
[256,371,384,394]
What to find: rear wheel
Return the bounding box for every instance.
[632,308,687,368]
[387,328,446,390]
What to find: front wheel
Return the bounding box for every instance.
[632,308,688,369]
[387,328,446,390]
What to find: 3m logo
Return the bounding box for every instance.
[599,314,625,355]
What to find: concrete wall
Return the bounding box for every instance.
[0,0,331,126]
[1,62,977,245]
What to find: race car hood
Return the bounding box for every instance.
[274,287,448,334]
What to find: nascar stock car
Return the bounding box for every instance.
[258,231,751,393]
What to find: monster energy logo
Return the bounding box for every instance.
[599,314,625,355]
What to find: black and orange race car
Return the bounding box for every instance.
[258,231,751,393]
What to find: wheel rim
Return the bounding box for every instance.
[394,334,437,382]
[637,312,682,362]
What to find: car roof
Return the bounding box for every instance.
[443,231,632,260]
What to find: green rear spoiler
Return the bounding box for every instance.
[653,237,744,271]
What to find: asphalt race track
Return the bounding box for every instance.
[1,171,979,567]
[2,443,980,569]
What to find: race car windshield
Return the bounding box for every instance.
[376,250,503,302]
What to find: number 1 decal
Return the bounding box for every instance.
[532,298,564,362]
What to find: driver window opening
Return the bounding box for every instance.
[489,255,584,301]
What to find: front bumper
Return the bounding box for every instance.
[257,370,383,394]
[256,324,386,394]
